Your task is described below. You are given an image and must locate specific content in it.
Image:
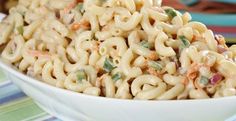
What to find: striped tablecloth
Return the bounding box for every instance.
[0,70,61,121]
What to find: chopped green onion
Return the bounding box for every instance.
[76,70,87,82]
[75,3,84,13]
[179,35,190,48]
[165,9,177,19]
[17,26,24,35]
[9,49,13,55]
[140,41,151,49]
[112,73,122,81]
[200,76,209,85]
[178,44,185,54]
[103,58,115,72]
[148,61,163,71]
[19,11,26,16]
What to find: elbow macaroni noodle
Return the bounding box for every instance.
[0,0,236,100]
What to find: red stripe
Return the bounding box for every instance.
[208,26,236,33]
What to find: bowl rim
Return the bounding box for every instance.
[0,59,235,103]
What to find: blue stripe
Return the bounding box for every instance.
[0,81,12,88]
[0,82,27,105]
[180,11,236,26]
[52,119,62,121]
[43,117,61,121]
[191,13,236,26]
[0,91,26,105]
[0,83,22,98]
[216,33,236,38]
[214,0,236,4]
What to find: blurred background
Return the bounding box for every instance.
[0,0,235,44]
[162,0,236,44]
[0,0,17,13]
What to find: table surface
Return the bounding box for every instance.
[0,70,61,121]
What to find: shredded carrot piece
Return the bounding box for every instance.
[28,50,51,59]
[95,74,107,88]
[186,63,209,90]
[147,68,161,77]
[136,2,143,11]
[181,76,188,85]
[71,20,90,31]
[148,52,158,60]
[188,72,197,80]
[92,41,100,51]
[63,0,83,14]
[71,23,80,30]
[186,62,200,80]
[192,35,196,41]
[143,60,149,68]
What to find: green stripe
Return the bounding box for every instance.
[226,38,236,44]
[0,98,48,121]
[0,70,6,82]
[21,113,49,121]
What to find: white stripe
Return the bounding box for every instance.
[21,112,49,121]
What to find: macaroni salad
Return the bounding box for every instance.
[0,0,236,100]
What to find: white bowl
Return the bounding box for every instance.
[1,60,236,121]
[0,13,235,120]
